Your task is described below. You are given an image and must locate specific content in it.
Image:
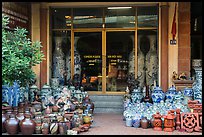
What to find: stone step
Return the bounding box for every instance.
[93,101,123,108]
[89,95,123,102]
[94,107,123,114]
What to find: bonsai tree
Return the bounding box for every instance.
[2,14,44,87]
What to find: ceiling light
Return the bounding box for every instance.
[107,7,132,10]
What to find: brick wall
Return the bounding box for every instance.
[178,2,191,77]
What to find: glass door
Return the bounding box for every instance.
[106,31,135,92]
[74,32,102,92]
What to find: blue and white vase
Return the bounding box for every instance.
[2,81,21,107]
[165,85,176,103]
[53,37,66,85]
[192,67,202,103]
[29,84,39,102]
[132,113,141,128]
[151,86,165,103]
[183,87,193,105]
[131,88,142,103]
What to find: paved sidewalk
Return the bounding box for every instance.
[80,113,202,135]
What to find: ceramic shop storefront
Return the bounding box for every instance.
[30,2,191,94]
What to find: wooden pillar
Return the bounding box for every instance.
[160,3,169,92]
[40,7,48,88]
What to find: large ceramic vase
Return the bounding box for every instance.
[20,114,36,135]
[5,114,19,135]
[192,60,202,103]
[131,88,143,103]
[165,85,176,103]
[183,87,193,105]
[53,37,66,85]
[151,86,165,104]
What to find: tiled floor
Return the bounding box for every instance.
[80,113,202,135]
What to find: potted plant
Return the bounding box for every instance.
[2,14,44,106]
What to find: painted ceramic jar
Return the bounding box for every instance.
[183,87,193,104]
[42,116,50,135]
[20,114,36,135]
[58,122,67,135]
[29,84,39,102]
[151,86,165,103]
[192,66,202,103]
[5,114,19,135]
[165,85,176,103]
[41,84,52,99]
[125,117,132,127]
[132,113,141,128]
[50,120,59,135]
[131,88,143,103]
[51,78,60,88]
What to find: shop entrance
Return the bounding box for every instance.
[50,5,159,95]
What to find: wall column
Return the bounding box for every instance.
[40,6,48,88]
[160,2,169,92]
[178,2,191,77]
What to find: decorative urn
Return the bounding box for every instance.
[151,86,165,103]
[165,85,176,103]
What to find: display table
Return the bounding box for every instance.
[173,80,195,91]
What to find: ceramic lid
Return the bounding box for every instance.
[42,84,51,89]
[168,85,176,91]
[30,84,38,89]
[153,86,163,91]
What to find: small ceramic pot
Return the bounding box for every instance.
[125,118,132,127]
[141,117,149,129]
[5,114,19,135]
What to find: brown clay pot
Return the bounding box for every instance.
[16,109,25,132]
[2,109,7,133]
[58,122,67,135]
[20,114,36,135]
[141,117,149,129]
[5,114,19,135]
[52,105,59,112]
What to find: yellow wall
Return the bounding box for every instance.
[168,2,179,88]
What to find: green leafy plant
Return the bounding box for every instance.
[2,14,44,87]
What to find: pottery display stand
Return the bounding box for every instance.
[175,109,181,130]
[181,112,202,133]
[173,80,194,91]
[153,112,162,131]
[163,111,176,132]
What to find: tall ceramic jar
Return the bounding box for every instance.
[53,37,66,85]
[192,60,202,103]
[131,88,143,103]
[20,114,36,135]
[5,114,19,135]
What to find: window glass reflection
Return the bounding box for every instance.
[73,8,103,28]
[137,6,158,27]
[105,7,135,28]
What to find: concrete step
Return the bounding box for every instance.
[89,95,124,114]
[89,95,123,102]
[94,107,123,114]
[93,101,123,108]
